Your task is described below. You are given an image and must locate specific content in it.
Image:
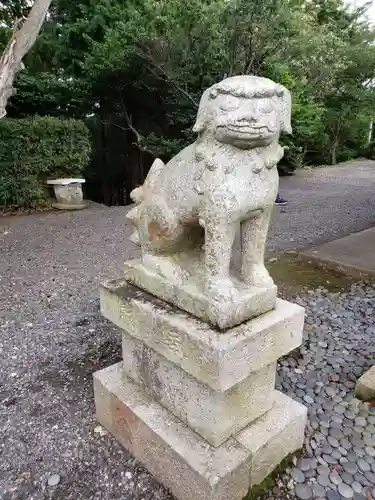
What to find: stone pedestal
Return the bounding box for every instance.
[94,279,307,500]
[47,178,85,210]
[124,258,277,329]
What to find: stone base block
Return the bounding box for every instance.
[236,389,307,486]
[122,329,275,446]
[124,259,276,329]
[94,363,307,500]
[100,279,304,392]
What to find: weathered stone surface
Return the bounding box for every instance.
[94,77,307,500]
[125,76,292,329]
[236,391,307,486]
[123,259,277,329]
[94,363,305,500]
[100,279,304,391]
[47,178,85,210]
[121,330,275,446]
[355,366,375,402]
[94,363,252,500]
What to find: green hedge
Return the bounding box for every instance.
[0,116,91,209]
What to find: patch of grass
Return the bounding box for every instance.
[266,252,356,299]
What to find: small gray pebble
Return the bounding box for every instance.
[354,472,367,485]
[291,468,305,483]
[343,461,358,474]
[353,447,365,458]
[332,415,343,424]
[326,386,336,397]
[328,436,339,448]
[295,483,313,500]
[311,483,326,498]
[323,445,334,455]
[317,456,328,466]
[335,405,346,414]
[338,482,354,498]
[332,450,342,460]
[317,474,330,487]
[341,438,352,450]
[341,472,354,485]
[299,458,314,471]
[354,426,364,435]
[317,465,330,475]
[330,472,342,485]
[330,428,343,440]
[351,481,362,494]
[352,494,366,500]
[364,435,375,447]
[357,458,370,473]
[364,470,375,483]
[327,489,341,500]
[355,417,367,427]
[304,469,316,479]
[339,446,348,456]
[304,395,314,404]
[323,454,338,464]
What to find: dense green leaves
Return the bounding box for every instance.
[0,116,91,208]
[2,0,375,206]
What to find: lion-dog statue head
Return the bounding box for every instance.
[193,75,291,148]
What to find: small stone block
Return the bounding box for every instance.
[94,363,306,500]
[355,366,375,402]
[100,279,305,391]
[124,259,277,329]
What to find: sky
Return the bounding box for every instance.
[346,0,375,24]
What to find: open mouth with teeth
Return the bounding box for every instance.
[226,124,270,134]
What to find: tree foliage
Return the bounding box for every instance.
[0,116,91,208]
[2,0,375,204]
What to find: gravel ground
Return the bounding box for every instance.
[1,160,375,500]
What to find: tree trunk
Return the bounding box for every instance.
[0,0,52,118]
[331,140,338,165]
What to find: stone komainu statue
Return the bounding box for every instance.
[125,75,291,328]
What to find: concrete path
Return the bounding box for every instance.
[269,160,375,252]
[301,227,375,278]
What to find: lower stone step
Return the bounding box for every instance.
[94,362,307,500]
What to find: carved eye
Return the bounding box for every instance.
[219,96,240,112]
[258,99,274,114]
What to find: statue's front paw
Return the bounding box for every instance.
[143,254,188,285]
[206,277,238,302]
[246,265,274,288]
